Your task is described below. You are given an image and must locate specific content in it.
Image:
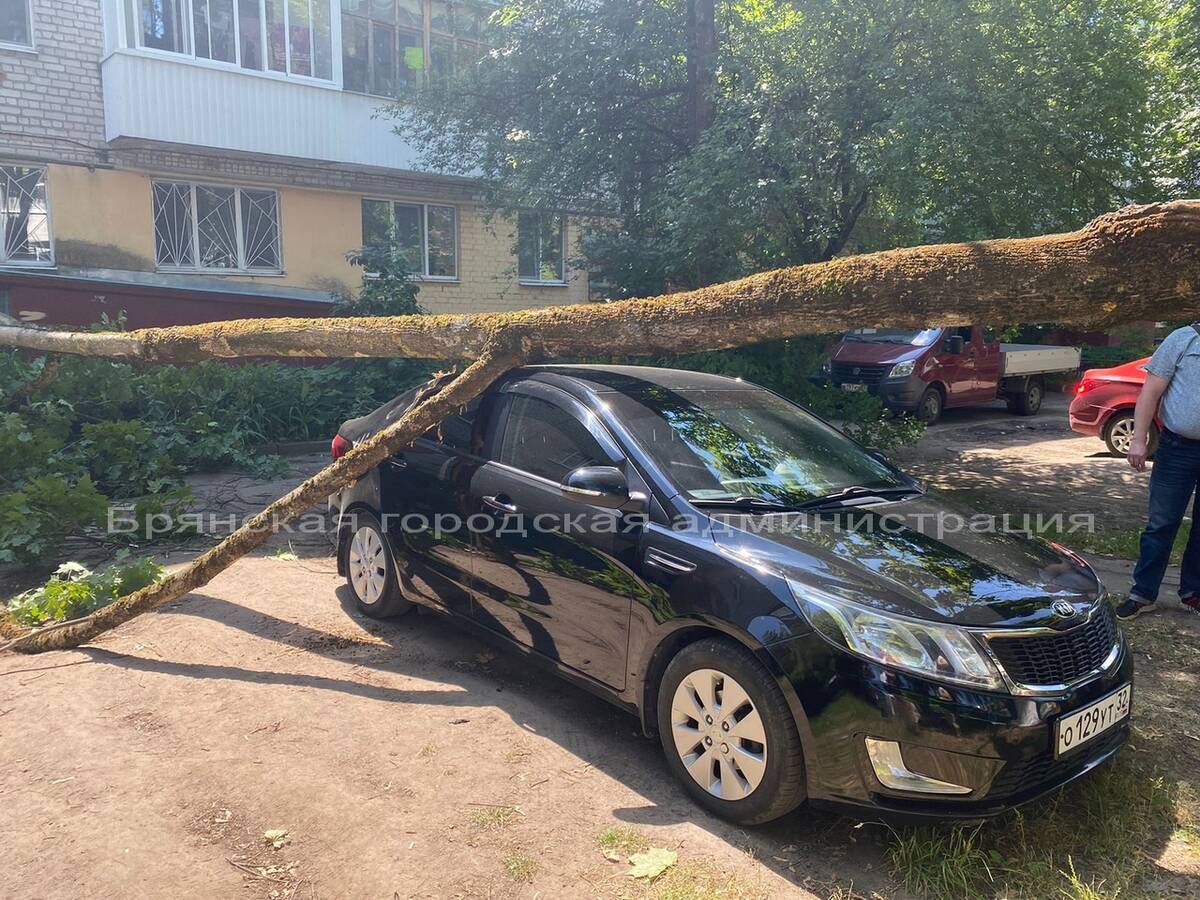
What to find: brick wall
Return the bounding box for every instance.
[0,0,107,167]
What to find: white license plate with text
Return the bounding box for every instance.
[841,383,867,392]
[1055,684,1131,757]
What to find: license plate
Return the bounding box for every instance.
[1055,684,1131,757]
[841,383,867,393]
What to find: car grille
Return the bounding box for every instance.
[986,602,1119,688]
[986,725,1126,802]
[831,362,889,385]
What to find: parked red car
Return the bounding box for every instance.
[1069,357,1159,456]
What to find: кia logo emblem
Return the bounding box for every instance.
[1052,600,1077,618]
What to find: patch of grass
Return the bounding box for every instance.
[643,860,758,900]
[1052,521,1191,564]
[597,825,651,858]
[503,850,537,883]
[887,752,1183,899]
[469,804,521,830]
[418,742,438,759]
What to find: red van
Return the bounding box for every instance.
[823,327,1081,424]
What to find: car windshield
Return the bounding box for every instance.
[844,328,941,346]
[605,385,908,505]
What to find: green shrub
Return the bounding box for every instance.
[6,555,165,625]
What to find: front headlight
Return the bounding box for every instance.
[787,580,1005,691]
[888,360,916,379]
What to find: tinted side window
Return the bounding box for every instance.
[498,395,608,482]
[423,394,492,454]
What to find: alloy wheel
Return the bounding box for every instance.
[1109,416,1135,454]
[348,526,388,605]
[670,668,768,800]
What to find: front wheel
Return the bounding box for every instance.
[657,638,806,824]
[916,387,943,424]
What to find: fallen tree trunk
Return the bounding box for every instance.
[3,200,1200,654]
[3,201,1199,364]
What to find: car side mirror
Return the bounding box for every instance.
[944,335,965,355]
[561,465,630,509]
[867,448,890,464]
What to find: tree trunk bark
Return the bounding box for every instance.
[3,200,1199,654]
[4,201,1195,366]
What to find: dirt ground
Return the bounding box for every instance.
[2,395,1199,899]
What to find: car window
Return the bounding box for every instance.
[422,394,493,454]
[497,394,609,482]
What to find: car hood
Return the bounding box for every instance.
[710,494,1102,628]
[831,341,929,367]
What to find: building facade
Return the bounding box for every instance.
[0,0,587,328]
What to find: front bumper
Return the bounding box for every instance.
[814,373,927,412]
[771,632,1133,819]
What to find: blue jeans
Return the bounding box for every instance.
[1132,430,1200,601]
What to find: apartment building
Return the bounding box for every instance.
[0,0,587,328]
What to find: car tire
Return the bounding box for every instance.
[344,511,412,619]
[1009,378,1043,416]
[657,638,806,825]
[1104,413,1158,458]
[916,387,943,424]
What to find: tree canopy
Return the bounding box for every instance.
[395,0,1195,296]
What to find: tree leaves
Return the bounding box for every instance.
[626,847,678,880]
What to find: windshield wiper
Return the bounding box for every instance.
[793,484,923,510]
[690,496,806,513]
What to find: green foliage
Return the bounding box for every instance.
[397,0,1186,297]
[6,555,165,626]
[334,239,424,317]
[0,347,436,565]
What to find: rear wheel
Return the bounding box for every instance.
[916,387,943,424]
[657,638,806,824]
[1008,378,1043,416]
[1104,413,1158,458]
[345,511,412,619]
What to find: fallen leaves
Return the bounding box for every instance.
[263,829,290,850]
[626,847,678,880]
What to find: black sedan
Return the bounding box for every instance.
[329,365,1130,824]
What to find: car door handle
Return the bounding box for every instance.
[482,495,519,514]
[388,454,407,470]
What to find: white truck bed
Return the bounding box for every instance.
[998,343,1081,377]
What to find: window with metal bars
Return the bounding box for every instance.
[0,165,53,267]
[153,181,282,273]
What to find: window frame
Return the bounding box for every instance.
[517,211,567,286]
[341,0,489,99]
[0,163,54,268]
[491,383,623,486]
[121,0,335,83]
[0,0,35,51]
[361,196,458,281]
[152,179,283,275]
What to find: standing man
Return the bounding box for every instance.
[1117,323,1200,619]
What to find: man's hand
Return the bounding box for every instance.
[1128,435,1149,472]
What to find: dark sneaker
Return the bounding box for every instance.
[1182,596,1200,615]
[1116,596,1157,620]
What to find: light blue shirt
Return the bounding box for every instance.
[1146,325,1200,440]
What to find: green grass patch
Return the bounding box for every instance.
[597,825,651,858]
[888,753,1183,899]
[503,850,537,883]
[1050,522,1191,566]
